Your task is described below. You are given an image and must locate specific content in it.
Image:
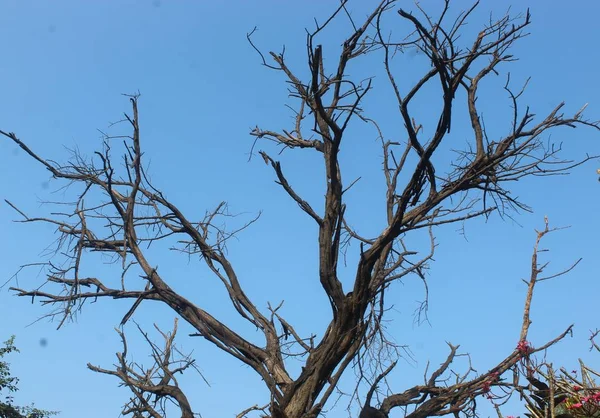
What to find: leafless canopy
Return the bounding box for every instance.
[1,1,598,417]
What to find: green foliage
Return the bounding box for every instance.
[0,337,57,418]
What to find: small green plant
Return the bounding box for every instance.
[0,336,57,418]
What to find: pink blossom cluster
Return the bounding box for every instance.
[563,389,600,410]
[516,340,532,355]
[482,371,500,393]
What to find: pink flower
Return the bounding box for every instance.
[516,340,532,355]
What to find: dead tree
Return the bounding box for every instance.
[1,1,598,417]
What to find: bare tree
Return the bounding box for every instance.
[1,2,598,417]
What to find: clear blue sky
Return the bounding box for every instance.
[0,1,599,417]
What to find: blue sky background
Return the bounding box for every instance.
[0,1,598,417]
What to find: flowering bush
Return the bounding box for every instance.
[561,389,600,416]
[520,360,600,418]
